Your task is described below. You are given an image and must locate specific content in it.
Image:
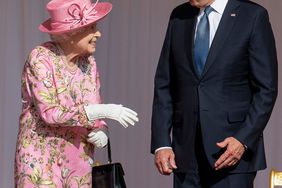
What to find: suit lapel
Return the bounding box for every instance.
[201,0,240,78]
[185,7,200,79]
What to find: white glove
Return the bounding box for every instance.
[84,104,139,128]
[87,129,108,148]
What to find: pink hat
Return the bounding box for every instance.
[39,0,112,35]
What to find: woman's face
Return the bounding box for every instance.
[70,23,101,55]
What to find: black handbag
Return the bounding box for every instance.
[92,139,127,188]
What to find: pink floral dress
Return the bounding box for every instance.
[15,42,106,188]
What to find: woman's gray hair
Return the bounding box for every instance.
[49,27,87,42]
[50,33,71,42]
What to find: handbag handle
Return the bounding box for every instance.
[107,138,112,164]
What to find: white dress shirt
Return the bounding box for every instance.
[195,0,229,47]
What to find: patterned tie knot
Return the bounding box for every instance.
[204,6,213,16]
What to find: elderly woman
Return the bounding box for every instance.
[14,0,138,187]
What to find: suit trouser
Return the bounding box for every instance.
[173,124,256,188]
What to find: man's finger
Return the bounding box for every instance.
[156,161,164,174]
[161,160,173,174]
[214,151,229,168]
[227,159,237,167]
[215,154,234,170]
[169,155,177,169]
[216,138,230,149]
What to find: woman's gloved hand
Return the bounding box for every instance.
[87,129,108,148]
[84,104,139,128]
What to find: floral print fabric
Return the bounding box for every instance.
[15,42,106,188]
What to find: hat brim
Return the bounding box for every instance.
[39,2,112,35]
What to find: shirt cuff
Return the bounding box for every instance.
[244,144,248,151]
[154,147,172,154]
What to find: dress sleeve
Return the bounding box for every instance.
[24,46,92,128]
[89,58,108,130]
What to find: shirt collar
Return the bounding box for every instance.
[210,0,229,15]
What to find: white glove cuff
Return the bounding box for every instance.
[84,104,107,121]
[94,126,109,137]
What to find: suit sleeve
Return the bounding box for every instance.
[234,8,278,151]
[151,17,174,153]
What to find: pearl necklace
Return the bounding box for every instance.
[61,55,79,75]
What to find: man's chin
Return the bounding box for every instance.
[189,1,199,7]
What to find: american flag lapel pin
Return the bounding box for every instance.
[231,13,236,17]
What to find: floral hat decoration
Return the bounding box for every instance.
[39,0,112,34]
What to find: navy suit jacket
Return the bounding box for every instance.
[151,0,278,173]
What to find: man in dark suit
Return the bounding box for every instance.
[151,0,278,187]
